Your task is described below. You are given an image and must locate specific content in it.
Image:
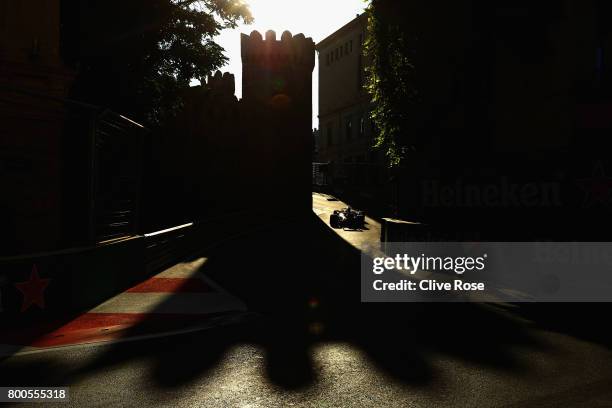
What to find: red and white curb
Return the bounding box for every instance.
[0,258,248,356]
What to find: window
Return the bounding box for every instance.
[359,116,365,137]
[344,43,349,54]
[345,117,353,141]
[596,46,604,85]
[357,55,363,90]
[340,46,343,57]
[327,123,333,146]
[350,40,353,52]
[326,53,330,65]
[335,48,339,60]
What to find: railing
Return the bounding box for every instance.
[0,84,148,252]
[90,111,146,243]
[144,223,194,273]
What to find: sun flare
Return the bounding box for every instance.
[218,0,367,125]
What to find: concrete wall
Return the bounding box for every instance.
[0,236,145,322]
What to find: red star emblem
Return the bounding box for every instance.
[576,161,612,207]
[15,264,50,312]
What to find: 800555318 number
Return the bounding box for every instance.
[2,387,69,402]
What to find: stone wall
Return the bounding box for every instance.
[147,30,316,228]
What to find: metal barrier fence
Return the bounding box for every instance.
[0,85,147,254]
[91,111,146,243]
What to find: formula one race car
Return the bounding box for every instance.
[330,207,366,230]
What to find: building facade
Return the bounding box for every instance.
[368,0,612,239]
[315,14,387,205]
[0,0,77,253]
[1,1,147,254]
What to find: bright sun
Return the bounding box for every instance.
[243,0,365,41]
[244,0,316,38]
[216,0,367,125]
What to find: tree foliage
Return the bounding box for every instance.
[62,0,252,126]
[364,1,418,167]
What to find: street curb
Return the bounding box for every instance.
[0,311,259,358]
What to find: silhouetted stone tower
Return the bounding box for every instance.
[241,30,316,214]
[154,30,315,222]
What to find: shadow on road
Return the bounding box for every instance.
[2,212,607,402]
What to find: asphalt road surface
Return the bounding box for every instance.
[1,194,612,407]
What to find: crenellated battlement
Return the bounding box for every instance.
[241,30,315,69]
[204,70,235,96]
[241,29,315,105]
